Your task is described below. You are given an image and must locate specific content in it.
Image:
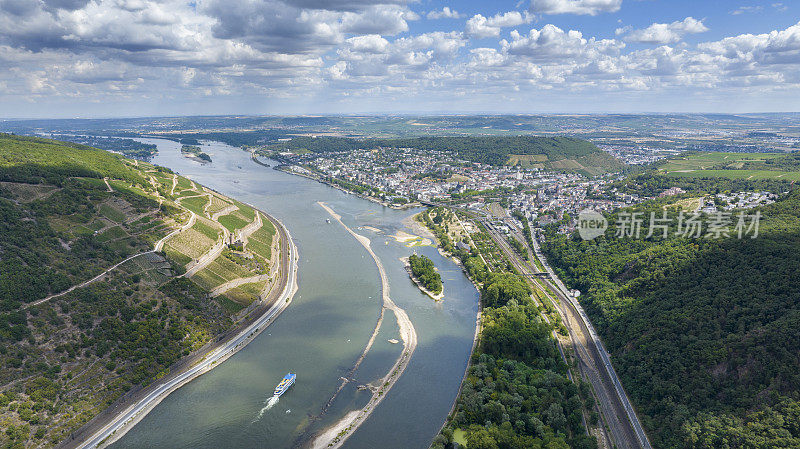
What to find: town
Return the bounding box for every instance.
[272,144,781,239]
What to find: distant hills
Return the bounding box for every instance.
[265,135,623,176]
[657,151,800,181]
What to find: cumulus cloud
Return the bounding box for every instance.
[1,0,800,112]
[622,17,709,44]
[465,11,532,38]
[426,7,462,20]
[346,34,389,53]
[334,30,466,81]
[530,0,622,16]
[502,25,623,60]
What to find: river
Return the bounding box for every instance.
[108,139,479,449]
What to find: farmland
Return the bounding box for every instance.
[657,151,800,180]
[0,134,280,448]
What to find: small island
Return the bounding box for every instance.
[405,253,443,300]
[181,144,212,162]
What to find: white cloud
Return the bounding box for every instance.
[346,34,389,53]
[465,11,532,38]
[339,5,414,35]
[426,7,462,20]
[502,24,623,61]
[530,0,622,16]
[730,6,764,15]
[623,17,709,44]
[1,1,800,113]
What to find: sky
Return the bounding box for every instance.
[1,0,800,118]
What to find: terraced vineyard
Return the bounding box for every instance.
[0,134,279,448]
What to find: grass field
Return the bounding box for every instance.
[175,175,193,191]
[181,195,209,215]
[219,213,250,232]
[658,152,800,180]
[232,200,256,221]
[193,218,221,240]
[149,172,174,193]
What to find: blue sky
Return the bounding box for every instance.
[1,0,799,117]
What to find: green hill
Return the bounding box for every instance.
[542,187,800,448]
[0,134,268,447]
[265,135,623,175]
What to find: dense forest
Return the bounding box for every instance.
[408,254,443,295]
[0,134,234,447]
[420,208,596,449]
[542,187,800,448]
[263,135,622,173]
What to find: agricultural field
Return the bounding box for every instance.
[506,153,547,169]
[218,201,256,233]
[180,195,209,215]
[206,193,233,216]
[175,175,194,192]
[232,200,256,221]
[0,134,245,447]
[192,249,267,291]
[163,220,218,262]
[658,152,800,180]
[246,217,276,260]
[219,213,249,232]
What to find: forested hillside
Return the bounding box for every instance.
[0,134,268,447]
[542,187,800,448]
[421,208,597,449]
[263,135,622,175]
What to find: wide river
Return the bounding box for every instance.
[109,139,479,449]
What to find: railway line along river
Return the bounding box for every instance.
[107,139,480,449]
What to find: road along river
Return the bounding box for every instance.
[104,139,480,449]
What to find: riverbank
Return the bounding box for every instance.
[312,202,418,449]
[94,137,479,449]
[64,210,299,449]
[273,163,419,211]
[414,210,484,438]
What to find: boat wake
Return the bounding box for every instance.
[253,395,280,422]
